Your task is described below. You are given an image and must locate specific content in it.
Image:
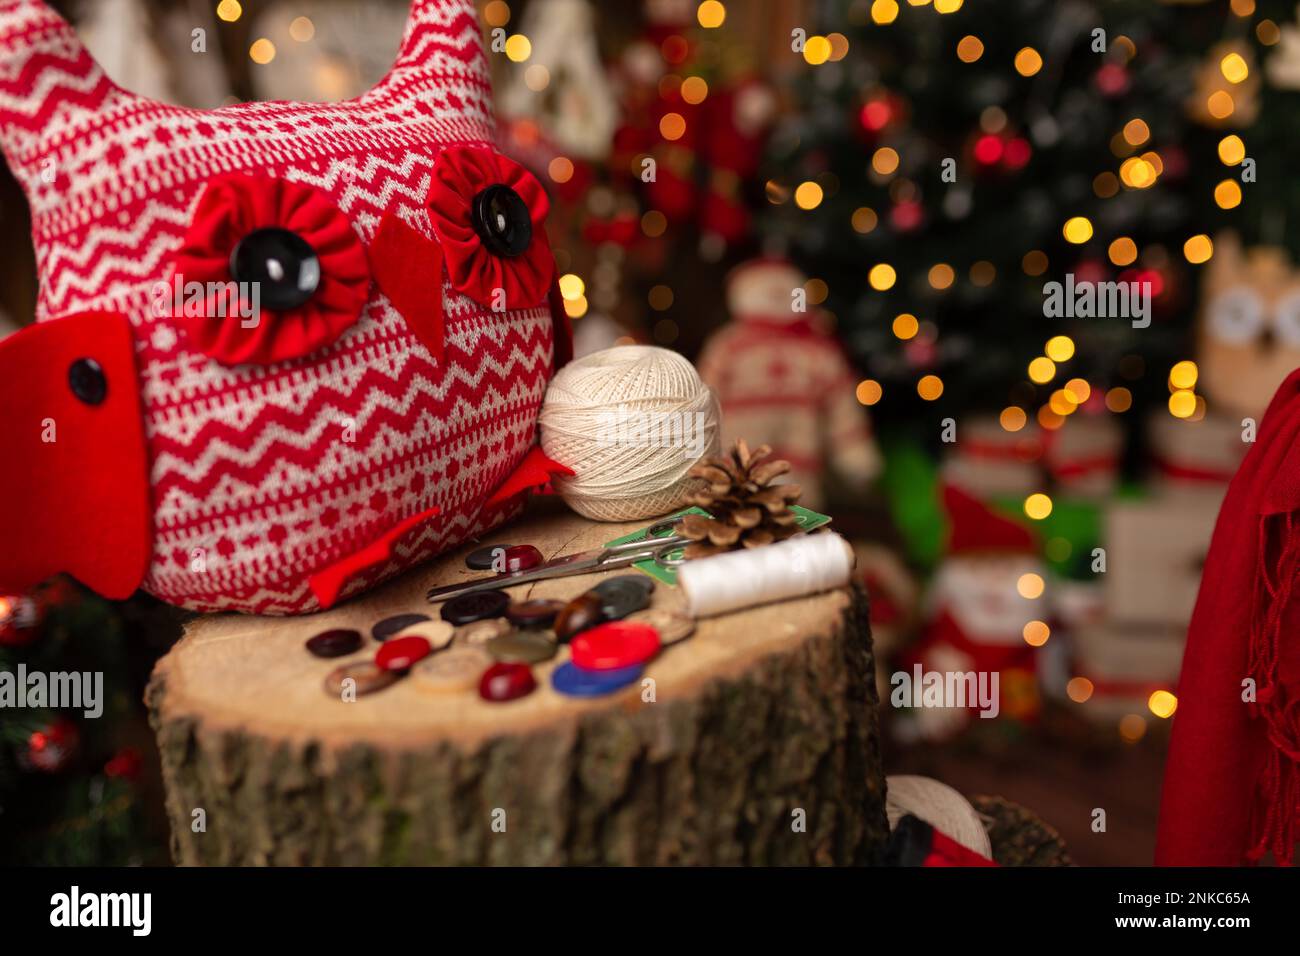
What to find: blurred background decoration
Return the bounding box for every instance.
[3,0,1300,865]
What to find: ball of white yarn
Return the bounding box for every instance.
[539,345,721,522]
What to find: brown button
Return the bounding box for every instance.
[506,598,565,629]
[411,646,492,694]
[323,661,400,698]
[555,592,606,643]
[486,629,558,664]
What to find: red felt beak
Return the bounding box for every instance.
[369,213,445,363]
[0,312,152,599]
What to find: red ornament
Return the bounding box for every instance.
[104,747,143,781]
[890,200,924,232]
[1095,63,1129,96]
[1003,138,1032,170]
[570,621,661,671]
[27,718,78,773]
[170,173,371,365]
[427,146,554,311]
[375,635,432,671]
[0,594,40,647]
[479,662,537,701]
[973,134,1004,165]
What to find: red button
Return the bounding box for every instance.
[570,621,660,671]
[479,662,537,701]
[375,635,432,671]
[504,545,543,572]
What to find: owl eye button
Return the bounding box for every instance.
[471,184,533,258]
[230,227,322,311]
[68,357,107,405]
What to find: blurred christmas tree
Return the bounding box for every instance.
[0,582,170,865]
[762,0,1300,431]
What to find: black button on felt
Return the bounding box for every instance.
[230,227,321,310]
[68,358,107,405]
[470,185,532,257]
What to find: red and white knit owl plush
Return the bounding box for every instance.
[0,0,573,614]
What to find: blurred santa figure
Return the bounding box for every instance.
[697,257,880,509]
[898,485,1048,741]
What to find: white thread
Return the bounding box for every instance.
[885,775,993,861]
[539,345,721,521]
[679,533,855,618]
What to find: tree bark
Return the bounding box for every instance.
[147,505,888,865]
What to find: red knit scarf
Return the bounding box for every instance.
[1157,369,1300,865]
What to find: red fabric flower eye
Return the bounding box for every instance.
[170,173,370,365]
[427,146,554,310]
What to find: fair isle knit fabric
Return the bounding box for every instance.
[0,0,556,613]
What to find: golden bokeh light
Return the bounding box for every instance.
[1221,52,1249,84]
[892,313,919,340]
[1148,690,1178,719]
[956,35,984,63]
[917,375,944,401]
[794,181,824,210]
[1218,134,1246,165]
[1017,573,1045,599]
[1215,179,1242,209]
[856,379,883,406]
[1062,216,1093,244]
[1014,47,1043,77]
[868,263,897,290]
[1045,335,1075,362]
[504,34,532,62]
[1067,677,1094,703]
[1023,620,1051,646]
[852,207,879,234]
[1108,237,1137,267]
[928,263,955,290]
[1028,356,1057,384]
[249,38,276,64]
[1000,406,1027,432]
[1184,234,1214,264]
[1169,389,1197,418]
[697,1,726,28]
[1169,360,1199,390]
[1106,387,1133,413]
[1024,493,1053,520]
[872,147,900,175]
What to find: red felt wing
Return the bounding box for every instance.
[308,505,441,610]
[484,446,575,507]
[0,312,151,599]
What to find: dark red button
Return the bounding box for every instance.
[479,661,537,701]
[503,545,543,572]
[375,635,432,671]
[570,621,661,671]
[305,628,363,658]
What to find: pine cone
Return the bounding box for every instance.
[677,439,803,558]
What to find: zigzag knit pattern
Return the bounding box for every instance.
[0,0,556,613]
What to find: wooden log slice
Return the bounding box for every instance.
[147,502,888,865]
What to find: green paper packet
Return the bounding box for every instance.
[604,505,834,587]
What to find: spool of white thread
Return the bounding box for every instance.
[539,345,721,521]
[678,533,855,618]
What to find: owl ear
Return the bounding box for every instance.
[0,0,126,191]
[375,0,491,115]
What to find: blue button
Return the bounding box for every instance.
[551,661,643,697]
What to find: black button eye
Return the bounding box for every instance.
[230,227,321,311]
[68,358,107,405]
[471,184,533,258]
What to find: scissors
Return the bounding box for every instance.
[425,520,687,604]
